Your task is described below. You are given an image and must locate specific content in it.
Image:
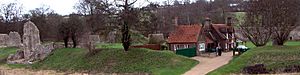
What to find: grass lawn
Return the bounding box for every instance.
[0,47,28,68]
[208,41,300,75]
[96,43,123,49]
[0,47,18,63]
[243,41,300,48]
[30,44,198,75]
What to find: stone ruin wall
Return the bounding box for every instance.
[7,21,59,64]
[0,32,22,48]
[4,21,101,64]
[8,32,22,47]
[0,34,9,47]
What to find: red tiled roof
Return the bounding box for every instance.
[168,25,202,43]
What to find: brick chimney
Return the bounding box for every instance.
[204,17,212,31]
[204,17,211,26]
[227,17,234,33]
[226,17,232,26]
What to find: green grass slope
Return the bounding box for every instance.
[32,48,198,75]
[243,41,300,48]
[208,46,300,75]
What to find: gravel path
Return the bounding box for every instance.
[183,52,233,75]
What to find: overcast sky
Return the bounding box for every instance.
[0,0,197,15]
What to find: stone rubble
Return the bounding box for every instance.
[78,34,99,50]
[89,35,101,44]
[7,21,56,64]
[3,21,98,64]
[108,30,117,43]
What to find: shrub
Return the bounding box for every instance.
[242,64,269,74]
[148,34,165,44]
[283,65,300,73]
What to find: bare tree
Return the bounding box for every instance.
[139,3,162,35]
[266,0,300,45]
[239,0,273,47]
[115,0,138,51]
[0,2,23,23]
[59,14,86,48]
[240,0,300,46]
[74,0,94,15]
[183,0,191,4]
[163,0,174,6]
[156,0,232,31]
[74,0,116,35]
[29,6,56,41]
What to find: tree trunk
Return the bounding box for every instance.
[63,36,69,48]
[121,0,132,51]
[122,22,130,51]
[72,34,77,48]
[251,40,268,47]
[273,39,285,46]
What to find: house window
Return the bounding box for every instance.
[199,43,205,51]
[226,33,229,39]
[225,44,228,49]
[174,45,177,51]
[174,44,186,50]
[184,45,188,48]
[177,45,185,49]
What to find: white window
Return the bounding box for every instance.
[184,45,188,48]
[174,45,177,51]
[225,44,228,49]
[177,45,185,49]
[174,44,186,51]
[226,33,229,39]
[199,43,205,51]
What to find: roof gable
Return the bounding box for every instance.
[212,24,229,39]
[204,24,233,42]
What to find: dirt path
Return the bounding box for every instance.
[184,52,233,75]
[0,66,92,75]
[0,67,64,75]
[0,66,148,75]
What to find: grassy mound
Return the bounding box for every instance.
[31,48,198,75]
[208,46,300,75]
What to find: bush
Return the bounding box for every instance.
[148,34,165,44]
[242,64,269,74]
[283,65,300,73]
